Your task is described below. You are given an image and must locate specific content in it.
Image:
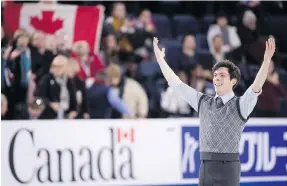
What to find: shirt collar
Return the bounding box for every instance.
[214,91,235,105]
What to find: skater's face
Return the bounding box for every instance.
[213,67,237,95]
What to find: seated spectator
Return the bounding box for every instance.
[160,71,193,117]
[25,98,45,120]
[1,94,8,120]
[256,60,287,117]
[124,53,143,82]
[210,35,239,64]
[211,34,226,62]
[105,2,134,53]
[37,55,77,119]
[176,34,199,71]
[106,63,149,118]
[99,34,121,66]
[87,70,131,119]
[207,12,241,54]
[66,58,90,119]
[135,9,156,33]
[72,40,104,82]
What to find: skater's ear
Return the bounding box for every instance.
[231,78,237,87]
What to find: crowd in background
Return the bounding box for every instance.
[1,0,287,120]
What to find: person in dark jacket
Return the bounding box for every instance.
[37,55,77,119]
[29,31,55,83]
[87,70,131,119]
[66,58,90,119]
[3,32,31,119]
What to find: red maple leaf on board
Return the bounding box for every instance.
[30,11,63,34]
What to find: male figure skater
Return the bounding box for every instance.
[153,37,275,186]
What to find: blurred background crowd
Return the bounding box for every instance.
[1,0,287,120]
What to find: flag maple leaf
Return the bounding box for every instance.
[30,11,63,34]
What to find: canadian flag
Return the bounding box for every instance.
[117,128,135,144]
[3,2,105,53]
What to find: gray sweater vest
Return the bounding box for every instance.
[198,95,247,156]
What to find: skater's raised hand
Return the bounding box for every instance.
[153,37,165,59]
[264,38,276,62]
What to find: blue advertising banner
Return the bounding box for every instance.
[181,124,287,185]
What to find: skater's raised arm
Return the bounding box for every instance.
[252,38,276,93]
[153,37,176,81]
[153,37,203,112]
[239,38,276,119]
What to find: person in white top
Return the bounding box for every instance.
[207,13,241,54]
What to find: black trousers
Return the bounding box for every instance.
[199,160,241,186]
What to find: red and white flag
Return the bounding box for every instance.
[3,2,105,53]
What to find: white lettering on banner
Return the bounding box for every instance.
[240,132,287,172]
[181,132,199,173]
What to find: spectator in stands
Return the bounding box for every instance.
[178,34,213,81]
[24,97,45,120]
[105,2,134,53]
[132,9,155,60]
[210,35,240,64]
[176,34,199,71]
[124,53,143,82]
[87,70,131,119]
[37,55,77,119]
[99,34,121,66]
[211,35,226,62]
[13,28,28,39]
[160,71,192,117]
[1,94,8,120]
[72,40,104,82]
[30,31,55,82]
[1,27,9,88]
[4,32,32,119]
[106,63,149,118]
[135,9,155,33]
[207,12,241,54]
[1,46,14,119]
[46,33,71,57]
[66,58,90,119]
[55,33,71,57]
[237,2,266,64]
[256,60,287,117]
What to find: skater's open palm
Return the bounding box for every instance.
[153,37,165,59]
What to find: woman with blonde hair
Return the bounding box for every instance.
[72,40,104,81]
